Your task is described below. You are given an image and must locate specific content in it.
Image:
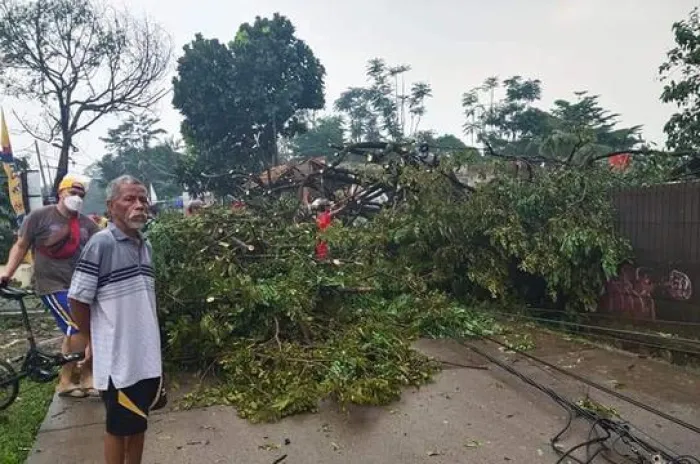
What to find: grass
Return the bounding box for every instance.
[0,380,55,464]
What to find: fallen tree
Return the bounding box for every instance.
[149,155,633,422]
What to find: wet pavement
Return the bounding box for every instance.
[27,333,700,464]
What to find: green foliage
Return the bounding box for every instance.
[91,115,184,199]
[366,163,631,310]
[181,322,438,423]
[0,381,55,463]
[172,14,326,195]
[335,59,432,142]
[415,131,472,157]
[660,7,700,151]
[150,159,631,422]
[289,116,345,159]
[462,77,643,163]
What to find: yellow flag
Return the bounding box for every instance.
[1,110,25,218]
[1,109,31,264]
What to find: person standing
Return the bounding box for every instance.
[0,175,99,397]
[185,198,204,216]
[69,175,163,464]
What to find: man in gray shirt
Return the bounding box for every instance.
[70,175,163,464]
[1,175,99,397]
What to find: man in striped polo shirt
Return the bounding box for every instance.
[69,175,162,464]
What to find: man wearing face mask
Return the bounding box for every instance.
[69,175,164,464]
[0,175,100,397]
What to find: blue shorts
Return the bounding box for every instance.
[41,291,79,336]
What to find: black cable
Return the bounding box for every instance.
[524,307,700,328]
[498,317,700,358]
[669,457,700,464]
[462,334,700,436]
[559,328,700,358]
[491,310,700,347]
[585,419,615,464]
[457,336,687,463]
[555,425,610,464]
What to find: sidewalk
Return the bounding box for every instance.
[28,334,700,463]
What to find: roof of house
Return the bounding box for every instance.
[253,157,327,187]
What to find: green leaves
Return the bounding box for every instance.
[660,7,700,151]
[462,76,643,163]
[290,116,345,159]
[172,14,326,194]
[335,59,432,142]
[90,116,184,198]
[152,160,632,423]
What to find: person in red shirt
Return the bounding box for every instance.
[313,199,333,259]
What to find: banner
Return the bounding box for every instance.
[1,110,26,222]
[1,109,31,264]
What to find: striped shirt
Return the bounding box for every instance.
[68,222,162,390]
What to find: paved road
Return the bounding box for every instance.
[28,337,700,463]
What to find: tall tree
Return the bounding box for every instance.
[334,88,380,143]
[172,14,326,195]
[415,131,469,155]
[0,0,172,193]
[290,116,344,159]
[463,76,642,164]
[660,7,700,151]
[100,114,166,154]
[91,116,183,198]
[335,59,432,142]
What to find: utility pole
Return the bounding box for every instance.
[33,140,49,202]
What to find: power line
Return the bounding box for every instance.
[524,322,700,358]
[457,336,699,463]
[460,333,700,436]
[520,307,700,328]
[488,310,700,347]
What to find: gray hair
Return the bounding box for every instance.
[106,175,145,201]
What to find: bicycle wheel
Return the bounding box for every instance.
[0,359,20,411]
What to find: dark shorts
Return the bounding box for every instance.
[100,377,162,436]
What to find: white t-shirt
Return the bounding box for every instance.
[68,223,162,390]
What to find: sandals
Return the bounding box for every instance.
[83,388,100,398]
[57,386,88,398]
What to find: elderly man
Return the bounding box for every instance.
[0,175,99,397]
[69,175,163,464]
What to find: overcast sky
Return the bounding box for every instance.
[0,0,696,178]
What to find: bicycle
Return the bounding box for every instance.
[0,284,84,410]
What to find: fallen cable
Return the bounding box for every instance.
[456,337,699,463]
[489,310,700,348]
[522,307,700,329]
[494,314,700,358]
[469,333,700,436]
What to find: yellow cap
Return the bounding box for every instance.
[58,176,86,193]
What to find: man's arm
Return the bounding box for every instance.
[70,299,91,338]
[68,236,103,345]
[1,235,31,282]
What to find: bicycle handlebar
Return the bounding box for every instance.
[0,282,33,300]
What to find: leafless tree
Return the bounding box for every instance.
[0,0,172,192]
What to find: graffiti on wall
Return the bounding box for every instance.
[598,263,692,321]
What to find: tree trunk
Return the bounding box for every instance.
[53,140,71,197]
